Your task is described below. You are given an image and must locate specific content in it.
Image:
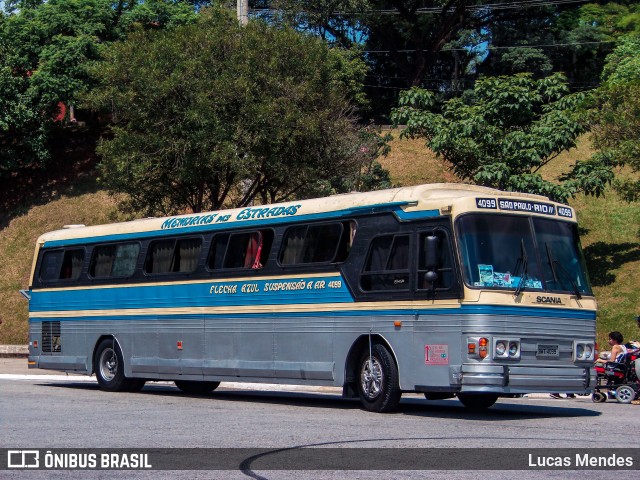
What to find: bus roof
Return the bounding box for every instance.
[37,183,572,247]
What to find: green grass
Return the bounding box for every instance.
[0,133,638,349]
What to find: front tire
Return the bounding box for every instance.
[94,339,137,392]
[457,393,498,410]
[175,380,220,395]
[357,343,401,413]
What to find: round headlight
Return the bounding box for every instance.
[576,344,585,359]
[496,341,506,356]
[508,342,519,357]
[584,344,593,359]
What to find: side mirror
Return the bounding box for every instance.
[424,235,439,270]
[423,235,439,289]
[424,270,438,284]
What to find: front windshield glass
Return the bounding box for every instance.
[456,214,592,295]
[533,218,592,295]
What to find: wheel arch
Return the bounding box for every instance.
[342,333,401,398]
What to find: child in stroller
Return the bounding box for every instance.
[593,338,639,403]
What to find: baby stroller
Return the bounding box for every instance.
[592,346,640,403]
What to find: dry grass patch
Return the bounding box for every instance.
[380,130,461,186]
[0,190,119,344]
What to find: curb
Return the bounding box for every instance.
[0,345,29,358]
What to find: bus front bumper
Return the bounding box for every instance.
[458,363,595,393]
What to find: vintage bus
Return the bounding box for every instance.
[23,183,597,412]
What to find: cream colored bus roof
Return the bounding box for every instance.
[37,183,568,245]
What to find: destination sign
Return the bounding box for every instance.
[475,197,574,218]
[498,199,556,215]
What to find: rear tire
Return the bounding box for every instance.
[175,380,220,395]
[357,343,401,413]
[94,339,136,392]
[615,385,636,404]
[457,393,498,410]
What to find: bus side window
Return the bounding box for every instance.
[208,230,273,271]
[279,222,348,266]
[39,250,64,282]
[145,239,175,274]
[59,249,84,280]
[90,243,141,278]
[360,234,411,291]
[173,238,202,273]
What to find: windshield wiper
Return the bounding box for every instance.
[513,238,528,297]
[545,242,582,299]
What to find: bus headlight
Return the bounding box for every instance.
[574,341,595,361]
[493,338,520,359]
[584,344,593,359]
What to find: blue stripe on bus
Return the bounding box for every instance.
[28,276,354,312]
[29,305,596,322]
[43,202,436,248]
[393,209,441,220]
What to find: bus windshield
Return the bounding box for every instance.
[457,214,592,295]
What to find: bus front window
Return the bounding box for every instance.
[457,214,592,295]
[533,218,592,296]
[457,214,542,290]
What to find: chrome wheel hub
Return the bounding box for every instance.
[361,357,383,400]
[99,348,117,381]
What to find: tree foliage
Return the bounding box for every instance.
[85,8,389,215]
[391,73,614,202]
[0,0,197,177]
[590,34,640,201]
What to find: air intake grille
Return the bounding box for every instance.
[42,321,61,354]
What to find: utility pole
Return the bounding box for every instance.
[237,0,249,26]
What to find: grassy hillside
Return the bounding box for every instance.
[0,133,638,347]
[0,181,121,344]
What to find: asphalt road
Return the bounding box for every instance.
[1,359,639,479]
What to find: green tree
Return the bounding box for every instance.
[590,34,640,201]
[85,8,388,215]
[391,73,614,202]
[0,0,197,178]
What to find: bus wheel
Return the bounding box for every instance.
[94,339,133,392]
[357,344,401,413]
[457,393,498,410]
[175,381,220,395]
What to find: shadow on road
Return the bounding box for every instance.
[40,381,601,421]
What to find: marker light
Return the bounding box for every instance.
[576,344,585,359]
[33,340,38,349]
[495,341,506,356]
[479,337,489,359]
[468,342,476,354]
[508,342,519,357]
